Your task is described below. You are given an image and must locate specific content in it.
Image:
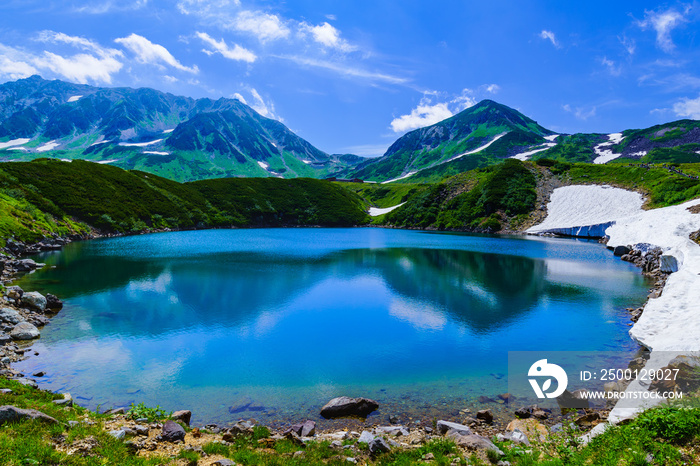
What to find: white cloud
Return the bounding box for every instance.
[231,87,280,120]
[485,84,500,94]
[279,55,408,85]
[38,51,123,84]
[248,88,277,119]
[232,92,247,104]
[196,32,256,63]
[673,94,700,119]
[301,22,357,52]
[325,14,337,21]
[73,0,148,14]
[5,31,125,84]
[390,89,478,133]
[391,102,453,133]
[637,7,690,53]
[601,57,621,76]
[563,103,596,120]
[619,35,636,55]
[0,45,38,80]
[178,1,290,42]
[539,30,560,48]
[233,10,290,42]
[115,33,198,73]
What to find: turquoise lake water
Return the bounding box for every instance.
[14,228,650,426]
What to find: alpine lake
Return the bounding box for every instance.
[13,228,651,427]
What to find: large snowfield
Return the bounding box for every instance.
[526,185,644,233]
[529,184,700,431]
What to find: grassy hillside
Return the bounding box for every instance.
[384,159,537,231]
[383,159,700,232]
[0,159,369,244]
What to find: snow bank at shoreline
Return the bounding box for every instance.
[526,185,644,233]
[529,184,700,431]
[606,198,700,351]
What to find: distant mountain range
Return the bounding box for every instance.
[341,100,700,183]
[0,76,362,181]
[1,76,699,183]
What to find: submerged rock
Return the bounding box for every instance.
[476,409,493,423]
[320,396,379,419]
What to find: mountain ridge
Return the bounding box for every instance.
[0,76,360,181]
[2,76,700,184]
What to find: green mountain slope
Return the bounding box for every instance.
[0,159,369,243]
[0,76,360,181]
[344,100,554,182]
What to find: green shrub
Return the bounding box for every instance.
[125,402,170,422]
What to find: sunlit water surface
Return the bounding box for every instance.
[14,228,650,426]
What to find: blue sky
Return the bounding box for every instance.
[1,1,699,156]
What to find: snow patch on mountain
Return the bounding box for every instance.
[382,171,418,184]
[0,138,30,149]
[449,132,509,162]
[119,139,163,147]
[369,203,406,216]
[593,133,624,164]
[36,141,60,152]
[511,142,557,161]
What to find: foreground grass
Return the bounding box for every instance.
[0,378,166,465]
[3,375,700,465]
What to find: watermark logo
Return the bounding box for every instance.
[528,359,568,399]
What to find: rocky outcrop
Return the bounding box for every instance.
[161,420,186,442]
[10,322,39,340]
[171,410,192,426]
[320,396,379,419]
[21,292,47,312]
[0,405,59,425]
[436,420,472,436]
[446,430,504,455]
[0,308,23,325]
[287,420,316,437]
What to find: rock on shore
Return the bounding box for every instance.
[320,396,379,419]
